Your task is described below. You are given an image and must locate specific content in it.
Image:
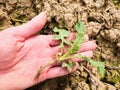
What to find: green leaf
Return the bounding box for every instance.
[90,60,105,76]
[53,27,70,48]
[53,27,70,38]
[53,35,61,40]
[62,62,71,71]
[75,22,85,34]
[68,60,76,68]
[63,39,71,45]
[62,60,76,71]
[82,56,105,76]
[60,22,85,59]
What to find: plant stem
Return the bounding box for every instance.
[34,60,55,80]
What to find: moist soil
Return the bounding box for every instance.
[0,0,120,90]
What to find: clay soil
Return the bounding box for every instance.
[0,0,120,90]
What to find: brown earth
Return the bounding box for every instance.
[0,0,120,90]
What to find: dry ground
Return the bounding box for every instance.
[0,0,120,90]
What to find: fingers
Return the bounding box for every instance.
[72,51,93,62]
[79,41,97,52]
[13,12,47,38]
[46,62,79,79]
[51,40,95,57]
[50,34,89,56]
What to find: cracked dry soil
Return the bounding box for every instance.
[0,0,120,90]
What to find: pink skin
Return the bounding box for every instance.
[0,12,96,90]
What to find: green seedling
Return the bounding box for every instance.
[34,22,105,80]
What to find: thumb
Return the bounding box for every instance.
[13,12,47,38]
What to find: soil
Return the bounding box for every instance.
[0,0,120,90]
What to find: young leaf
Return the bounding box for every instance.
[68,60,76,68]
[62,62,71,71]
[53,27,71,48]
[75,22,85,34]
[82,56,105,76]
[62,60,76,71]
[60,22,85,60]
[89,60,105,76]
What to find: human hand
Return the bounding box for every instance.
[0,12,96,90]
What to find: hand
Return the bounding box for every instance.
[0,12,96,90]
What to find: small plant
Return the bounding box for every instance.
[34,22,105,80]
